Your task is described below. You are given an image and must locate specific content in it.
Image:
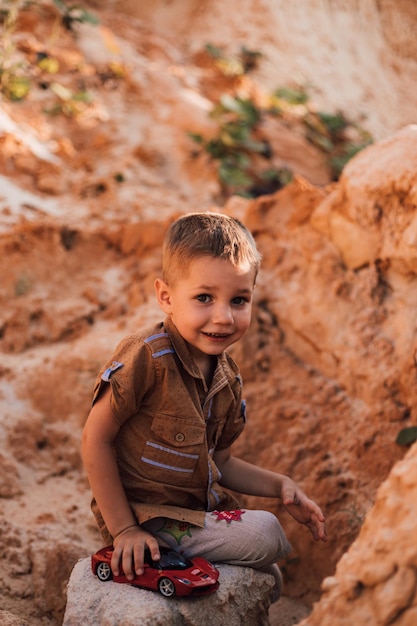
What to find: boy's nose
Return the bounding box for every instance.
[212,304,234,324]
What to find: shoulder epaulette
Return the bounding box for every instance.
[144,332,175,359]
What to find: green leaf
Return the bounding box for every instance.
[72,90,92,103]
[225,153,251,169]
[52,0,67,12]
[260,167,293,186]
[240,46,262,72]
[220,124,251,146]
[216,57,244,77]
[274,87,308,105]
[69,8,100,26]
[305,130,334,152]
[396,427,417,446]
[53,1,99,27]
[317,111,348,134]
[37,57,60,74]
[205,139,229,159]
[218,96,260,126]
[329,141,372,176]
[218,164,253,188]
[205,43,223,59]
[240,138,267,153]
[3,75,31,101]
[187,132,204,145]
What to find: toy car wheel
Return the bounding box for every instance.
[96,561,112,581]
[158,577,175,597]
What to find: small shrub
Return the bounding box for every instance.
[303,110,373,179]
[204,43,262,76]
[52,0,99,30]
[0,0,31,101]
[396,426,417,446]
[189,93,290,197]
[45,82,93,117]
[189,44,373,197]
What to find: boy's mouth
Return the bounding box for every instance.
[203,332,231,339]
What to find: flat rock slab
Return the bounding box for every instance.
[63,557,275,626]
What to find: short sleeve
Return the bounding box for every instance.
[92,333,156,425]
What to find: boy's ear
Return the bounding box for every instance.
[155,278,172,313]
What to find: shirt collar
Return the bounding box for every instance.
[163,316,231,387]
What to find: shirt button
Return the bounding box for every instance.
[175,432,185,442]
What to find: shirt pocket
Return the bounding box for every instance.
[139,414,206,485]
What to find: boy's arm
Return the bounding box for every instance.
[82,386,160,578]
[214,447,327,542]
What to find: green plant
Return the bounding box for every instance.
[329,141,372,178]
[0,0,31,100]
[273,86,309,106]
[52,0,99,30]
[205,43,262,76]
[396,426,417,446]
[36,51,60,74]
[303,110,373,179]
[189,94,291,197]
[189,42,374,195]
[0,1,100,102]
[44,82,93,116]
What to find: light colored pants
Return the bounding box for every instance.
[143,509,292,602]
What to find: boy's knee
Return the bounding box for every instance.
[255,511,292,564]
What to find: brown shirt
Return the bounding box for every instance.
[91,317,246,542]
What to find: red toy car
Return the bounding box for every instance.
[91,545,220,597]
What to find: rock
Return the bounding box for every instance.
[298,442,417,626]
[312,125,417,271]
[0,452,22,497]
[63,557,274,626]
[0,610,30,626]
[30,528,91,622]
[269,596,311,625]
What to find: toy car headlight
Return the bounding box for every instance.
[175,577,192,585]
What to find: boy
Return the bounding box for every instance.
[82,212,326,599]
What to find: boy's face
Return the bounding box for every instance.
[155,256,255,361]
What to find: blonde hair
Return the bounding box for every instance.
[162,212,261,284]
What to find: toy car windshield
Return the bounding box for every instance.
[153,550,193,570]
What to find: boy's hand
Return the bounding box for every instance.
[281,477,327,542]
[111,526,161,580]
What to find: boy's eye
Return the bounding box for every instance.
[196,294,212,303]
[232,296,250,306]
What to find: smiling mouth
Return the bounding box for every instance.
[203,332,231,338]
